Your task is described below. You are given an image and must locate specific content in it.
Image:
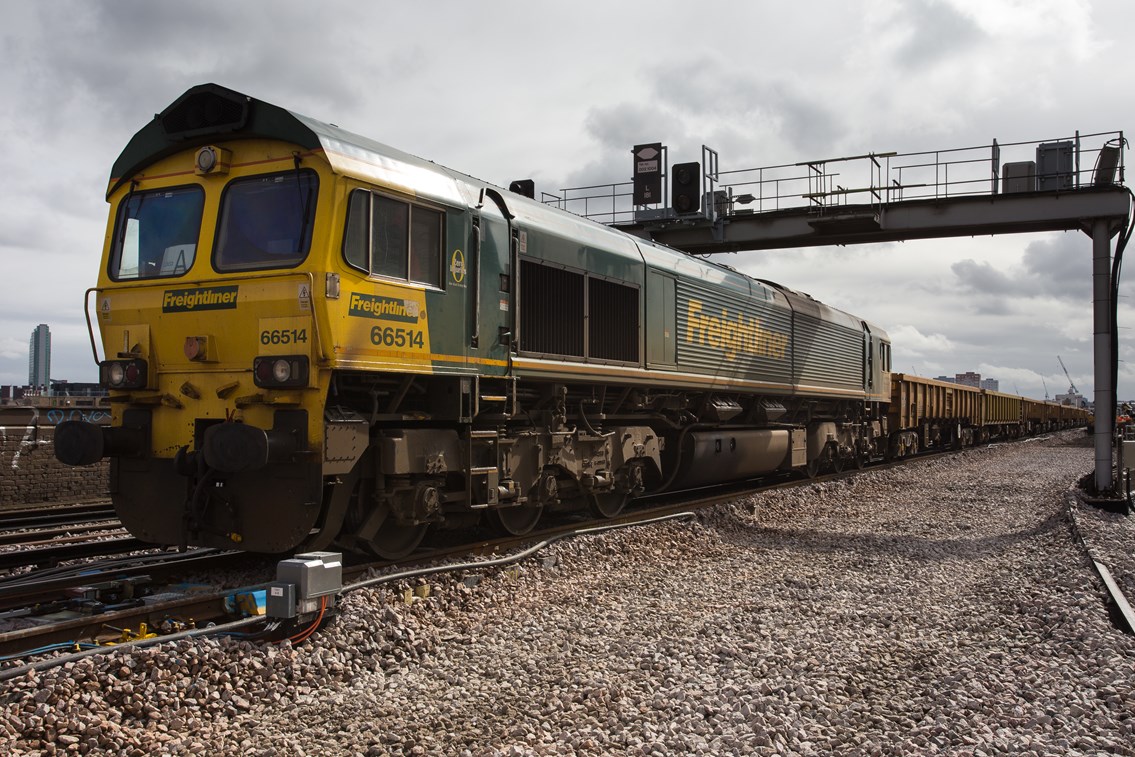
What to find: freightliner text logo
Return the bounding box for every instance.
[685,299,789,361]
[348,292,420,323]
[162,286,239,313]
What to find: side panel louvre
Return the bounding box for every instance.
[588,278,639,363]
[519,259,584,357]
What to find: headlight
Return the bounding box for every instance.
[273,359,292,383]
[252,355,309,388]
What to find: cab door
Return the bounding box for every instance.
[471,191,513,378]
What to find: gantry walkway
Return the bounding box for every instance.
[542,131,1130,491]
[544,132,1129,251]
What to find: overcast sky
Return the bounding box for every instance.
[1,0,1132,402]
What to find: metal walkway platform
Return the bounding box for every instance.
[542,131,1131,492]
[544,131,1129,252]
[614,186,1130,253]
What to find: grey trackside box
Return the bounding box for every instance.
[1036,141,1075,191]
[1002,161,1035,193]
[266,581,297,619]
[267,551,343,619]
[278,551,343,600]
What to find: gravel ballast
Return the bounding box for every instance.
[2,431,1133,755]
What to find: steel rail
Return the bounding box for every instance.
[0,537,151,573]
[0,503,115,529]
[0,523,126,548]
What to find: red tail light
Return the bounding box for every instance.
[99,359,149,390]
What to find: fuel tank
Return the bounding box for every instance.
[670,429,790,489]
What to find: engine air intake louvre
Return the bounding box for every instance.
[160,87,250,139]
[520,260,584,356]
[588,278,639,362]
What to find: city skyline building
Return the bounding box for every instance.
[28,323,50,391]
[954,372,982,388]
[932,372,999,392]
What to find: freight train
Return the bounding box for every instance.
[54,84,1091,559]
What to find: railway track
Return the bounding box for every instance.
[0,448,939,664]
[4,433,1125,670]
[0,536,156,575]
[0,465,836,662]
[0,501,115,530]
[0,501,122,549]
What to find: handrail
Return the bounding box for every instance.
[83,287,101,364]
[543,130,1127,225]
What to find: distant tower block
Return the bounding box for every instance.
[28,323,51,392]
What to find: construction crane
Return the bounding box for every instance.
[1058,356,1078,395]
[1042,377,1049,401]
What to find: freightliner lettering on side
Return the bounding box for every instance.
[685,299,789,361]
[347,292,420,323]
[347,290,430,352]
[162,286,239,313]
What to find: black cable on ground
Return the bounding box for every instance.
[0,511,697,681]
[0,616,262,683]
[344,511,696,594]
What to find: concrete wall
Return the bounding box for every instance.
[0,425,109,506]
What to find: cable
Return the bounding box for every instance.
[285,595,327,645]
[0,616,263,683]
[1107,185,1134,489]
[343,510,696,594]
[0,641,99,663]
[0,511,697,678]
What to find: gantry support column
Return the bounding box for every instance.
[1091,218,1116,492]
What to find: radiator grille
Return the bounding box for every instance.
[588,278,639,362]
[161,90,249,138]
[519,260,584,356]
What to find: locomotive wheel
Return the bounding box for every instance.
[805,455,822,479]
[852,446,867,469]
[487,505,543,536]
[367,515,428,561]
[830,444,845,474]
[588,491,627,519]
[341,480,428,560]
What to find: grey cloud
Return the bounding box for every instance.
[7,2,402,136]
[1021,234,1095,301]
[952,234,1096,308]
[951,258,1017,295]
[892,0,986,70]
[641,56,844,155]
[584,103,682,155]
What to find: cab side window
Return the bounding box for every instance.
[343,189,443,287]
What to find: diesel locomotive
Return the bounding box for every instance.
[54,84,1083,559]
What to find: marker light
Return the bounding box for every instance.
[196,147,216,172]
[99,359,148,390]
[194,145,231,176]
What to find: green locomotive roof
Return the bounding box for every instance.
[110,83,323,197]
[111,83,478,209]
